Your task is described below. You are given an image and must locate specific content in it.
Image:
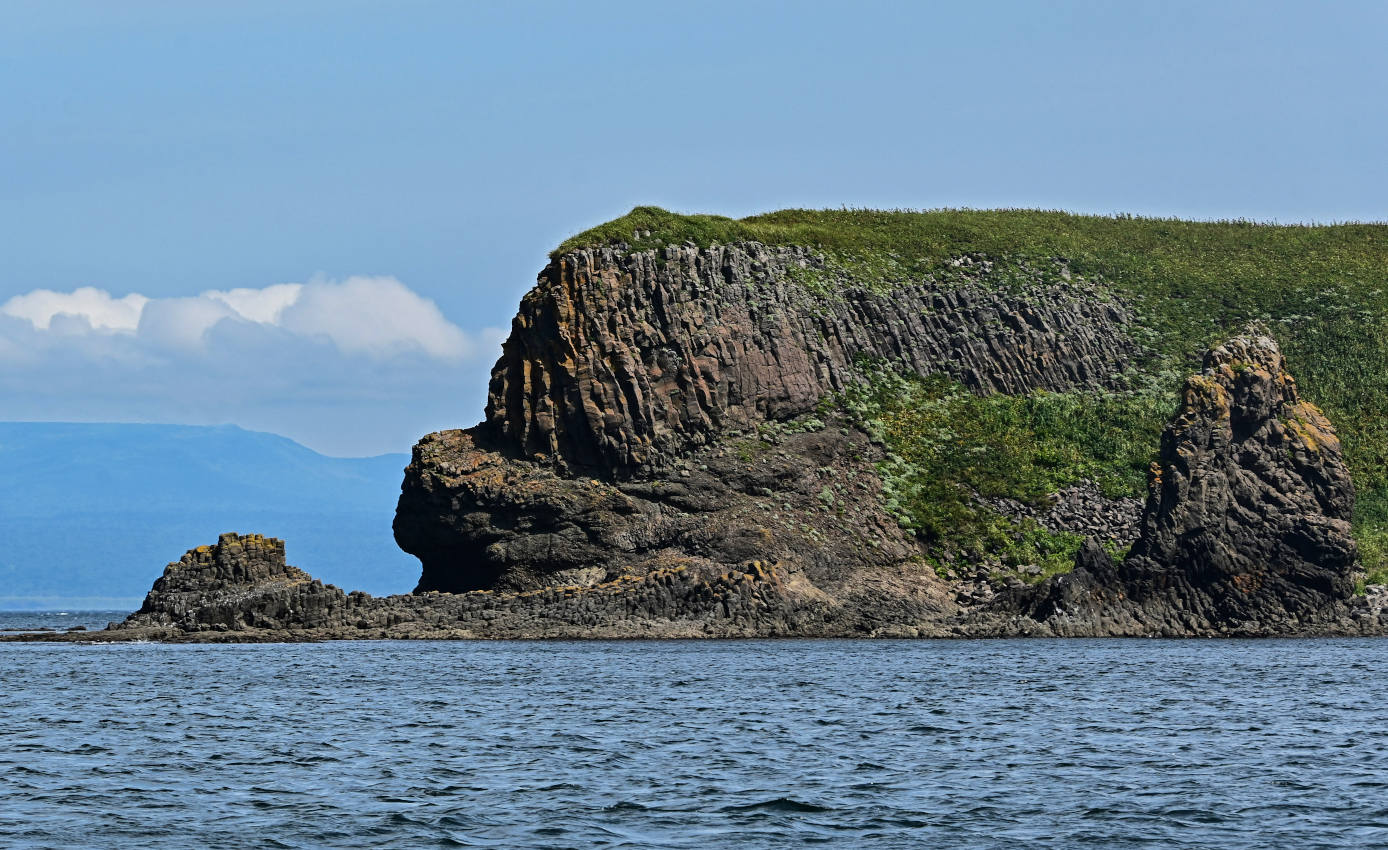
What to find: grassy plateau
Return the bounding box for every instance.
[561,207,1388,583]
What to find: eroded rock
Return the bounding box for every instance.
[1120,329,1359,628]
[124,532,350,631]
[999,328,1367,636]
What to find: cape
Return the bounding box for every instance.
[12,209,1388,641]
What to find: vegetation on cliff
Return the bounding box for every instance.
[561,207,1388,581]
[835,368,1168,579]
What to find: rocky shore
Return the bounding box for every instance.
[7,238,1386,642]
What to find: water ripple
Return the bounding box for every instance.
[3,633,1388,847]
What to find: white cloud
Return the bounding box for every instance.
[0,276,507,455]
[1,287,148,331]
[137,295,240,350]
[279,276,471,361]
[0,276,471,359]
[203,283,302,324]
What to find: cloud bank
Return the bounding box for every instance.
[0,277,505,456]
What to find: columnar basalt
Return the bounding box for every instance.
[400,242,1140,596]
[484,243,1138,477]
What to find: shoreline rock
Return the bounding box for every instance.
[5,241,1383,643]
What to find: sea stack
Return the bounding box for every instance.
[1022,328,1363,635]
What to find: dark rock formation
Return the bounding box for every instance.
[400,242,1139,595]
[485,243,1138,477]
[1125,330,1359,627]
[72,531,952,641]
[999,328,1367,636]
[392,419,953,630]
[1127,331,1357,608]
[125,533,351,631]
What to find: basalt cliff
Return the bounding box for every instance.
[14,212,1388,642]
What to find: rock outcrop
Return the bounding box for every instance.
[125,533,351,631]
[11,243,1383,643]
[484,243,1138,477]
[400,242,1139,595]
[1007,328,1367,635]
[92,532,954,641]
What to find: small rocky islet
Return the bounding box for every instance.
[12,209,1388,641]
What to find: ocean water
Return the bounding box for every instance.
[2,623,1387,849]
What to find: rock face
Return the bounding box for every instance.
[400,242,1139,595]
[1132,330,1357,601]
[1012,329,1364,635]
[391,419,954,632]
[18,246,1383,643]
[484,243,1138,477]
[98,531,953,641]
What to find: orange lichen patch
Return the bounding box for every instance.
[1282,402,1340,454]
[1182,374,1231,420]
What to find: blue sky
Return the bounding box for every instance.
[2,0,1384,455]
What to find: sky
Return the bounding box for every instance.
[2,0,1385,456]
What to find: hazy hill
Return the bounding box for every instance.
[0,422,416,609]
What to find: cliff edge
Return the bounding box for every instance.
[14,209,1388,642]
[395,242,1138,600]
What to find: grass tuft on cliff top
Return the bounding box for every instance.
[559,206,1388,582]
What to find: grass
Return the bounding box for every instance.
[557,206,1388,578]
[837,365,1171,577]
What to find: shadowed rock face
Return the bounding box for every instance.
[1019,329,1363,635]
[393,420,940,609]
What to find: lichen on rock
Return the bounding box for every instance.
[1122,327,1359,626]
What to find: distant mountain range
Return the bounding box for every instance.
[0,422,417,609]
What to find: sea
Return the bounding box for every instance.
[3,611,1387,849]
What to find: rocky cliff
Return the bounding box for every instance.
[481,244,1137,477]
[397,242,1139,597]
[13,222,1386,643]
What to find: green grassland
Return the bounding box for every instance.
[561,207,1388,582]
